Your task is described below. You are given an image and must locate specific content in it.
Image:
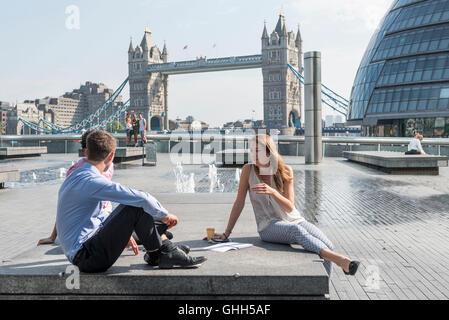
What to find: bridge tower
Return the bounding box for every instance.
[262,11,302,134]
[128,27,168,131]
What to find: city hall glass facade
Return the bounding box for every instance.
[348,0,449,137]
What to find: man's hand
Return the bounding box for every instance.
[37,237,55,246]
[162,213,179,229]
[126,236,139,255]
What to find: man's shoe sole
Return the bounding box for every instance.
[158,257,207,269]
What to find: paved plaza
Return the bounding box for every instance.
[1,153,449,299]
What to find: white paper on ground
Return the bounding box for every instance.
[203,242,254,252]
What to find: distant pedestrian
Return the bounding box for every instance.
[132,112,139,147]
[125,113,133,146]
[406,133,426,155]
[138,112,148,145]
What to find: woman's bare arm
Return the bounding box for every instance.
[220,164,251,239]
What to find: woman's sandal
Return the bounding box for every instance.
[343,261,360,276]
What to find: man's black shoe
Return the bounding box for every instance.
[158,247,207,269]
[144,251,159,266]
[177,244,190,254]
[144,245,190,266]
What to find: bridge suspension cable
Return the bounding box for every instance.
[287,64,348,118]
[19,78,129,134]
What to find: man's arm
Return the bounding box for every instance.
[418,141,425,154]
[90,178,168,220]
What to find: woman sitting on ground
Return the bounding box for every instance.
[212,134,360,276]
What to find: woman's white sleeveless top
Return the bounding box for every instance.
[248,164,305,233]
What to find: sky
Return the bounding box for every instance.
[0,0,394,127]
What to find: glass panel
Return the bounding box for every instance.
[389,0,449,34]
[417,100,428,110]
[438,98,449,109]
[440,87,449,98]
[428,99,438,110]
[374,23,449,61]
[408,100,418,111]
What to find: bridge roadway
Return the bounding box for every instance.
[148,54,262,75]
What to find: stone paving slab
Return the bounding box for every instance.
[0,166,19,188]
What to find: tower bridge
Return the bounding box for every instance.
[128,11,303,134]
[18,11,348,135]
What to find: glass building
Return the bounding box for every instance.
[348,0,449,137]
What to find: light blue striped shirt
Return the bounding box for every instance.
[56,162,168,263]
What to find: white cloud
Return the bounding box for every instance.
[289,0,393,31]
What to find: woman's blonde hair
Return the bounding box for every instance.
[253,134,293,192]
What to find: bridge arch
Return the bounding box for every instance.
[289,110,301,128]
[150,116,162,131]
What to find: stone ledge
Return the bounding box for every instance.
[343,151,449,175]
[0,147,47,159]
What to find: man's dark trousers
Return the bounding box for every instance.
[73,204,165,273]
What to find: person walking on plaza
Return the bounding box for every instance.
[406,132,426,155]
[212,134,360,276]
[131,112,139,147]
[138,112,148,146]
[125,113,133,147]
[56,130,206,272]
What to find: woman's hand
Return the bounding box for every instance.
[202,233,228,241]
[250,183,277,195]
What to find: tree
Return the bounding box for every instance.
[108,120,124,133]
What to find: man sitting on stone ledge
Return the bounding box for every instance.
[56,130,206,273]
[406,133,426,155]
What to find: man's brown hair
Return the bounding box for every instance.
[87,130,117,161]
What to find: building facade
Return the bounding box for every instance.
[348,0,449,138]
[7,102,43,135]
[262,11,303,134]
[128,27,168,132]
[0,102,12,134]
[38,97,85,128]
[6,81,122,135]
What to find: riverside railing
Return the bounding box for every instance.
[1,134,449,156]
